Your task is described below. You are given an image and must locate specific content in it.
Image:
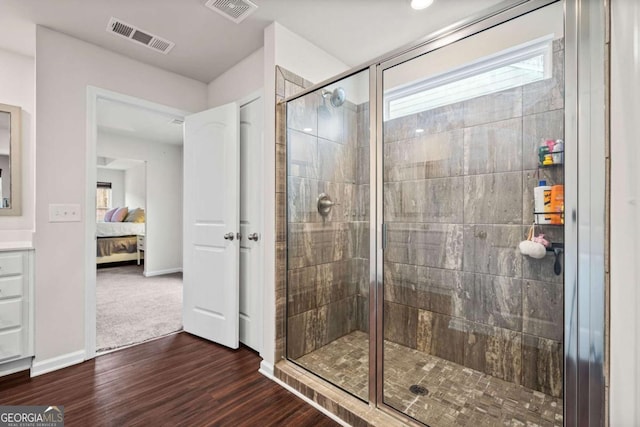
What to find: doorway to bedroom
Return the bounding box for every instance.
[94,96,185,353]
[86,87,266,360]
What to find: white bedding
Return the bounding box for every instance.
[96,221,145,237]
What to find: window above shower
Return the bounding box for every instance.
[384,36,554,121]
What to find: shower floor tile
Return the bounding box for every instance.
[295,331,370,400]
[296,331,563,427]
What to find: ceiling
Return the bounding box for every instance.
[97,157,145,171]
[0,0,512,83]
[97,98,184,145]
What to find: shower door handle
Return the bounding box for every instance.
[382,223,388,250]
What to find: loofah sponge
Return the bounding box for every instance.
[519,224,549,259]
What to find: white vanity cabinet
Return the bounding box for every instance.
[0,248,34,376]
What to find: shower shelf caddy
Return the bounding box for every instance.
[531,145,565,275]
[533,211,564,226]
[538,150,564,168]
[534,146,565,226]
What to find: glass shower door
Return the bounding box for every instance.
[286,69,371,401]
[380,3,565,425]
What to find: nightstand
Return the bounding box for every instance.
[137,234,145,265]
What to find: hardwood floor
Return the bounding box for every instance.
[0,333,340,427]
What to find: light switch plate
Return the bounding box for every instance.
[49,204,81,222]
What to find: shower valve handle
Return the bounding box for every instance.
[317,193,339,217]
[318,199,336,208]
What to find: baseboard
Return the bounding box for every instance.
[0,357,33,378]
[258,360,274,378]
[261,370,350,427]
[31,350,85,377]
[143,268,183,277]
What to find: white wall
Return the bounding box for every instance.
[124,163,145,211]
[261,22,350,368]
[385,2,564,91]
[0,48,34,241]
[610,0,640,425]
[208,48,264,108]
[96,168,125,209]
[35,26,207,363]
[271,23,350,85]
[98,134,181,276]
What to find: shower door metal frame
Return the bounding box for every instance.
[282,0,607,424]
[564,0,607,424]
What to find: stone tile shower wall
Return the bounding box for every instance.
[281,67,370,360]
[383,39,565,398]
[275,67,310,363]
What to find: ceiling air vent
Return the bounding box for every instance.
[205,0,258,24]
[107,17,175,55]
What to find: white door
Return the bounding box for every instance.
[183,102,239,349]
[239,96,263,351]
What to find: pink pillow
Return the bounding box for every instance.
[104,207,118,222]
[111,207,128,222]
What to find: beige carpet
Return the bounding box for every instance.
[96,264,183,352]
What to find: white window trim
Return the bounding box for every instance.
[384,35,554,121]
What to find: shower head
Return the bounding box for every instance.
[322,87,346,108]
[330,87,346,107]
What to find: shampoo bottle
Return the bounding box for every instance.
[534,180,552,224]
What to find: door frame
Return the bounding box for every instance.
[238,90,265,354]
[85,86,190,360]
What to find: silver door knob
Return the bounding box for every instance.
[248,233,259,241]
[224,232,235,241]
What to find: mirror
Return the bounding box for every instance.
[0,103,21,215]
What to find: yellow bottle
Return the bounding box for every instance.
[550,185,564,225]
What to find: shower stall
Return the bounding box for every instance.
[282,1,605,425]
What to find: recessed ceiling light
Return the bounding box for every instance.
[411,0,434,10]
[303,128,313,133]
[416,128,425,133]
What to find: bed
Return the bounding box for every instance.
[96,221,145,265]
